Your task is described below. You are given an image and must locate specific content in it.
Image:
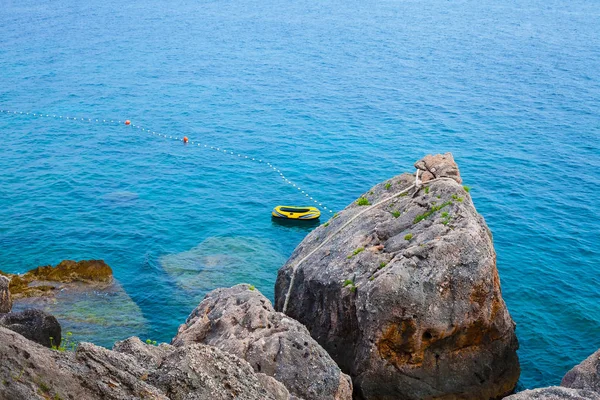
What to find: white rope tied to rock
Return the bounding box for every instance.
[281,172,458,314]
[0,109,333,213]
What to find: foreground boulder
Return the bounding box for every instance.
[506,347,600,399]
[0,309,61,348]
[504,387,600,399]
[562,348,600,392]
[173,284,352,400]
[0,275,11,313]
[0,259,112,299]
[275,153,520,399]
[0,327,286,400]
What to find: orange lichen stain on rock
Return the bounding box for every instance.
[377,317,505,370]
[377,319,423,367]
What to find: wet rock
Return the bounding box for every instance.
[0,327,283,400]
[173,284,352,400]
[275,153,519,399]
[0,259,113,299]
[503,387,600,399]
[562,348,600,392]
[0,275,11,313]
[0,309,61,348]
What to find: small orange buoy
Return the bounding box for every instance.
[125,120,131,125]
[183,136,188,144]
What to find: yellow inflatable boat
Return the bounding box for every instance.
[272,206,320,220]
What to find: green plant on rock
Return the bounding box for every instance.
[248,284,255,291]
[378,262,387,270]
[323,222,329,227]
[404,233,413,241]
[424,186,430,194]
[51,331,77,352]
[38,381,50,394]
[391,210,401,218]
[342,278,358,293]
[414,201,452,223]
[463,185,471,193]
[357,197,370,206]
[347,247,365,259]
[145,338,158,346]
[451,194,463,202]
[385,182,392,190]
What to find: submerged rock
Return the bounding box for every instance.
[562,348,600,392]
[503,387,600,399]
[160,236,286,305]
[275,153,520,399]
[0,309,61,348]
[0,275,11,313]
[172,284,352,400]
[0,327,284,400]
[1,259,113,299]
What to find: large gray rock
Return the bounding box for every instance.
[172,284,352,400]
[275,153,520,399]
[0,327,285,400]
[0,275,11,313]
[504,387,600,399]
[0,308,61,348]
[562,348,600,392]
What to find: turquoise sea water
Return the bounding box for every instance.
[1,0,599,390]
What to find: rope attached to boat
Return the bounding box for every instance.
[281,171,458,314]
[0,109,333,213]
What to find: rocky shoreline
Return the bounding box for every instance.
[1,153,598,400]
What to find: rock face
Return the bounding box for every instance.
[0,327,285,400]
[0,259,113,299]
[172,284,352,400]
[504,387,600,399]
[0,309,61,348]
[0,275,11,313]
[275,153,520,399]
[562,348,600,392]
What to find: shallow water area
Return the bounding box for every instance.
[11,281,147,347]
[0,0,599,390]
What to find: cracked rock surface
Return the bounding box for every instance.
[172,284,352,400]
[0,327,285,400]
[275,153,520,399]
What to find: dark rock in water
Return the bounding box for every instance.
[0,275,11,313]
[503,387,600,399]
[562,348,600,392]
[275,153,520,399]
[172,284,352,400]
[0,309,61,348]
[0,327,284,400]
[0,259,113,299]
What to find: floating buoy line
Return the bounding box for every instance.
[0,109,333,213]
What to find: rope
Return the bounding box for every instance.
[281,172,458,313]
[0,109,333,213]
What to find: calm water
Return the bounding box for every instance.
[1,0,599,390]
